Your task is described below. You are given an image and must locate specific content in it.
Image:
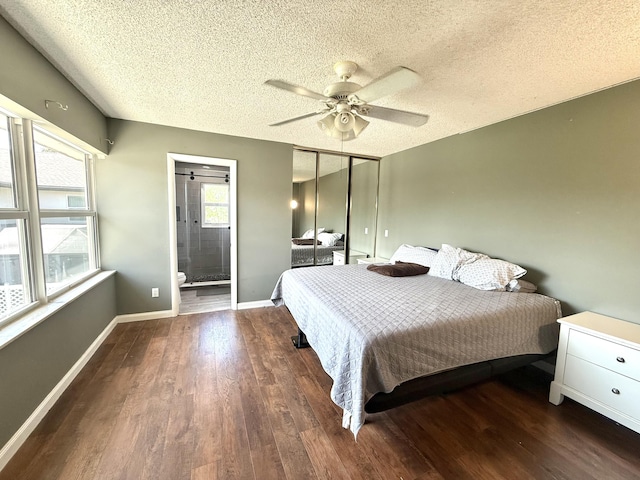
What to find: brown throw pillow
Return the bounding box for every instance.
[292,238,319,245]
[366,261,430,277]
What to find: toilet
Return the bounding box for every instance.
[177,271,186,287]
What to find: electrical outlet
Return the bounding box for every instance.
[151,288,159,298]
[364,227,368,234]
[384,229,389,237]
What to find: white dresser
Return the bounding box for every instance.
[549,311,640,434]
[332,250,367,265]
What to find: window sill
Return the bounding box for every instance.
[0,270,116,351]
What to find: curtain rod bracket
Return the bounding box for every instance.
[45,100,69,111]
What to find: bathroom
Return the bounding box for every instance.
[175,161,231,313]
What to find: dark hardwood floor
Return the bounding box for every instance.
[2,306,640,479]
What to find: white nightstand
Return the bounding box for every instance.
[550,311,640,434]
[332,250,367,265]
[356,257,390,265]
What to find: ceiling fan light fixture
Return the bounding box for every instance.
[267,61,429,140]
[334,111,355,132]
[317,110,366,140]
[317,113,335,133]
[339,130,356,141]
[353,115,369,137]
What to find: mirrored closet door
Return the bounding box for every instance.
[347,158,379,261]
[291,147,379,268]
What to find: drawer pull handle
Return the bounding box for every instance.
[616,357,626,363]
[612,388,621,395]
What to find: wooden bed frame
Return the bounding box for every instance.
[291,327,552,413]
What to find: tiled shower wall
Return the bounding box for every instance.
[175,164,231,282]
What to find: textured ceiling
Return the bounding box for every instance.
[1,1,639,157]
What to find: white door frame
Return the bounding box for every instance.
[167,152,238,314]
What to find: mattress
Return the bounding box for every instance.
[271,264,561,437]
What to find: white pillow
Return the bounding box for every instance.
[506,278,537,293]
[301,227,325,239]
[456,257,527,291]
[317,231,342,246]
[428,244,486,280]
[389,244,438,267]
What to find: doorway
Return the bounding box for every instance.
[167,153,237,315]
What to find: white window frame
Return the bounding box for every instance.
[0,115,35,322]
[0,113,100,328]
[200,182,230,229]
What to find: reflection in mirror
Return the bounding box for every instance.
[291,150,349,267]
[291,150,317,267]
[291,150,315,238]
[317,153,349,264]
[291,148,379,268]
[349,158,379,261]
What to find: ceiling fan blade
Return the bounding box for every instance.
[269,111,324,127]
[358,105,429,127]
[265,79,329,101]
[350,66,421,104]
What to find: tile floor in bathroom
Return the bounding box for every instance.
[179,285,231,315]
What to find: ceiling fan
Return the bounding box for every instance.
[265,61,429,141]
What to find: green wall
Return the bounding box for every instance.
[317,169,349,237]
[0,17,118,454]
[291,182,301,237]
[0,275,117,449]
[297,179,316,237]
[296,169,349,238]
[98,119,293,314]
[376,80,640,322]
[0,16,107,152]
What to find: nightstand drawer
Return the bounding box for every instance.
[568,329,640,381]
[564,354,640,421]
[333,250,367,265]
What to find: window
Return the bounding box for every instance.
[33,129,97,294]
[0,112,99,323]
[0,114,31,318]
[67,195,87,208]
[201,182,229,228]
[0,115,16,209]
[66,195,87,223]
[0,218,31,317]
[34,129,87,210]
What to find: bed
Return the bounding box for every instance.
[271,248,561,437]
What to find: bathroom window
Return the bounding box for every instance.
[201,183,229,228]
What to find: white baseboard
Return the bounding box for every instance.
[237,300,273,310]
[115,309,175,323]
[0,316,119,473]
[0,301,276,471]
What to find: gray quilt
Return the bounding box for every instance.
[291,243,342,266]
[271,264,561,437]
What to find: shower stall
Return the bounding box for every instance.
[175,162,231,286]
